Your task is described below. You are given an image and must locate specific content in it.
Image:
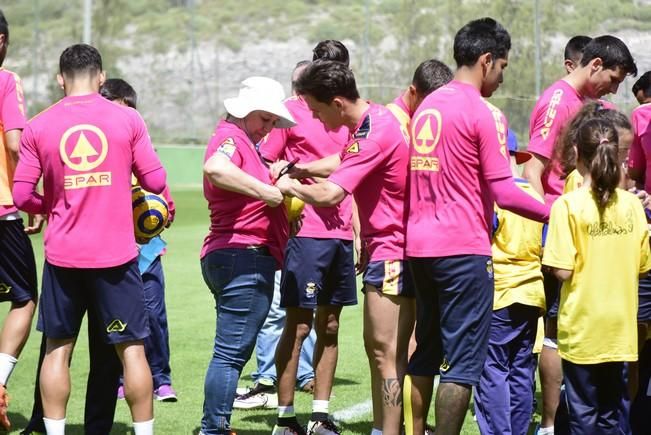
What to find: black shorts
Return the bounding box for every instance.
[38,260,149,344]
[407,255,494,385]
[0,220,38,304]
[280,237,357,309]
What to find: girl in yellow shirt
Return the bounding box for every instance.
[543,118,651,434]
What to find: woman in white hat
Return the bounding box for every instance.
[199,77,296,435]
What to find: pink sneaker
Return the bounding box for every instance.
[117,385,125,400]
[154,384,178,402]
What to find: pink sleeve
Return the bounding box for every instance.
[130,111,164,180]
[11,180,44,214]
[1,73,26,132]
[527,104,570,160]
[477,107,512,180]
[13,126,42,183]
[489,177,550,222]
[328,139,384,193]
[629,113,646,172]
[139,166,167,195]
[162,185,176,222]
[259,127,289,161]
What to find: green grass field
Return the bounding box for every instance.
[0,189,541,434]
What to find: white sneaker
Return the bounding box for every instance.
[233,383,277,409]
[272,423,306,435]
[306,419,341,435]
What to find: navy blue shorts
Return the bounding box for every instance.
[0,220,38,304]
[280,237,357,309]
[407,255,494,385]
[38,260,149,344]
[560,360,629,435]
[362,260,415,297]
[638,274,651,323]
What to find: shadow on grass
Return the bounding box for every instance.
[10,411,131,435]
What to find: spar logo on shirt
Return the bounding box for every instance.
[540,89,564,140]
[410,109,442,172]
[60,124,111,190]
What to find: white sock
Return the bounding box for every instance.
[312,399,329,414]
[278,405,295,418]
[538,427,554,435]
[43,417,65,435]
[133,419,154,435]
[0,353,17,386]
[371,429,383,435]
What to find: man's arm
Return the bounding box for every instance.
[276,176,346,208]
[523,152,549,197]
[551,267,572,282]
[4,129,20,164]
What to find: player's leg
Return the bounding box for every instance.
[92,260,155,431]
[142,256,175,400]
[434,255,494,435]
[561,360,608,435]
[506,305,539,435]
[84,302,121,434]
[0,220,38,400]
[40,338,75,427]
[404,258,441,435]
[306,238,357,434]
[275,306,314,407]
[21,334,47,435]
[362,260,415,435]
[474,307,513,435]
[201,248,275,434]
[37,261,87,435]
[539,271,562,433]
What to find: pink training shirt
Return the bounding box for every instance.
[0,69,26,217]
[13,93,164,268]
[328,103,409,262]
[629,104,651,192]
[406,80,512,258]
[260,96,352,240]
[528,79,584,203]
[202,120,288,266]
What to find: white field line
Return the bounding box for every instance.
[332,376,440,423]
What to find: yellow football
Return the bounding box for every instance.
[284,196,305,222]
[132,186,169,241]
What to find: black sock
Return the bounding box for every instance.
[278,416,299,427]
[310,412,328,422]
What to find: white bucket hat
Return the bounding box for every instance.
[224,77,296,128]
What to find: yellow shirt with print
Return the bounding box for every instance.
[563,169,583,194]
[492,179,546,312]
[543,188,651,364]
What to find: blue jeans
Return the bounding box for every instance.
[252,270,316,387]
[142,256,172,388]
[200,248,276,434]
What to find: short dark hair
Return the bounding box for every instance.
[100,78,138,109]
[412,59,453,97]
[580,35,637,76]
[453,17,511,68]
[294,59,359,104]
[0,10,8,40]
[633,71,651,98]
[291,60,311,92]
[59,44,102,79]
[564,35,592,63]
[312,40,350,67]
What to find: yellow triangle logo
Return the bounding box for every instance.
[346,142,359,153]
[416,118,434,142]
